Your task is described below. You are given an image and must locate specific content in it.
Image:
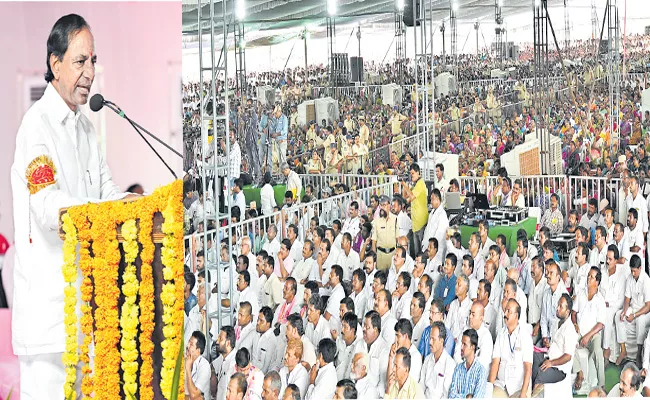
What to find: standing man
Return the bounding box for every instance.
[272,106,289,173]
[400,164,428,257]
[372,195,399,271]
[434,163,449,206]
[11,14,138,399]
[258,108,270,173]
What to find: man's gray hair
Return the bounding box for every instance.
[264,370,282,393]
[281,162,290,171]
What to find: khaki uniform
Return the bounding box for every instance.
[372,213,399,271]
[325,151,342,174]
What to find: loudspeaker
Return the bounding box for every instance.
[350,57,364,82]
[403,0,420,27]
[599,39,608,54]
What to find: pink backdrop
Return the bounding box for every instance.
[0,3,182,397]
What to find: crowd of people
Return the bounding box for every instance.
[182,34,650,400]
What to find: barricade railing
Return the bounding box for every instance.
[299,174,395,192]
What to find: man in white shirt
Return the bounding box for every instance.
[341,201,362,240]
[387,246,413,293]
[336,233,360,281]
[603,245,628,364]
[478,221,496,261]
[260,173,277,216]
[350,352,378,399]
[11,16,139,398]
[391,271,413,321]
[590,226,610,271]
[388,319,423,380]
[446,274,472,343]
[540,261,569,349]
[530,293,578,396]
[410,292,429,349]
[282,163,302,203]
[235,270,260,320]
[305,294,332,346]
[236,302,258,353]
[461,255,479,299]
[453,302,493,369]
[253,307,278,374]
[213,326,238,400]
[325,266,346,328]
[579,198,601,230]
[286,225,303,263]
[421,190,449,254]
[477,279,498,339]
[529,256,547,341]
[374,288,398,345]
[261,256,283,309]
[305,338,338,400]
[434,163,449,205]
[615,255,650,366]
[291,241,315,296]
[185,331,212,399]
[419,320,456,398]
[489,298,533,397]
[611,222,632,266]
[335,312,362,380]
[354,311,391,390]
[625,208,646,262]
[279,339,310,399]
[273,278,302,332]
[350,269,368,319]
[232,178,247,214]
[263,225,281,260]
[572,266,607,394]
[392,196,413,238]
[627,175,648,234]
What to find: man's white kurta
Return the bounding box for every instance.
[11,84,126,355]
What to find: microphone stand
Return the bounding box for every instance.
[104,102,178,179]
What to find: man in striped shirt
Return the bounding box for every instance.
[448,329,488,398]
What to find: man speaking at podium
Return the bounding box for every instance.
[10,14,138,399]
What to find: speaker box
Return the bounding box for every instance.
[350,56,364,82]
[599,39,608,55]
[403,0,420,27]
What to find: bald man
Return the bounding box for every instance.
[453,301,494,369]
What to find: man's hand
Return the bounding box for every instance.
[620,312,628,322]
[331,329,338,340]
[532,324,540,338]
[579,334,591,348]
[626,313,635,323]
[309,363,319,385]
[540,359,554,371]
[542,337,550,349]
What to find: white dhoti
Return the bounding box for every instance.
[615,309,650,345]
[603,306,619,350]
[19,353,81,400]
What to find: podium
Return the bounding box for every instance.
[57,180,184,400]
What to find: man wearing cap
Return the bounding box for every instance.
[342,135,355,174]
[372,195,400,271]
[272,106,289,172]
[325,143,343,174]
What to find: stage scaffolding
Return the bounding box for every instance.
[411,0,434,181]
[533,0,551,174]
[196,0,235,356]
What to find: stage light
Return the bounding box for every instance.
[396,0,405,11]
[452,1,459,12]
[327,0,337,16]
[236,0,246,20]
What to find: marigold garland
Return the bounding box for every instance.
[120,219,140,397]
[61,180,183,399]
[61,213,79,400]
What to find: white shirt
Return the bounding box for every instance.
[289,239,303,263]
[419,349,456,399]
[446,296,472,341]
[214,350,237,400]
[11,84,126,355]
[187,355,212,398]
[397,210,413,237]
[252,329,278,374]
[263,238,281,260]
[236,322,258,353]
[627,191,648,233]
[603,265,628,311]
[393,292,413,321]
[305,362,337,400]
[625,224,645,260]
[453,324,493,370]
[305,315,332,346]
[355,376,378,399]
[354,336,390,390]
[574,290,607,337]
[352,290,368,321]
[292,257,314,285]
[279,364,310,399]
[233,190,246,213]
[326,284,346,327]
[422,207,449,254]
[528,277,547,325]
[625,271,650,312]
[260,183,277,215]
[286,170,302,202]
[380,311,398,345]
[411,315,429,349]
[336,249,360,281]
[505,194,525,208]
[335,336,361,380]
[548,319,578,374]
[492,323,534,395]
[234,286,260,320]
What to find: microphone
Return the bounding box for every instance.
[89,94,181,179]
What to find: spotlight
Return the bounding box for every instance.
[452,1,459,12]
[236,0,246,20]
[327,0,337,16]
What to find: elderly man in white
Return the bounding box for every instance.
[349,352,378,398]
[446,274,472,344]
[10,14,138,399]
